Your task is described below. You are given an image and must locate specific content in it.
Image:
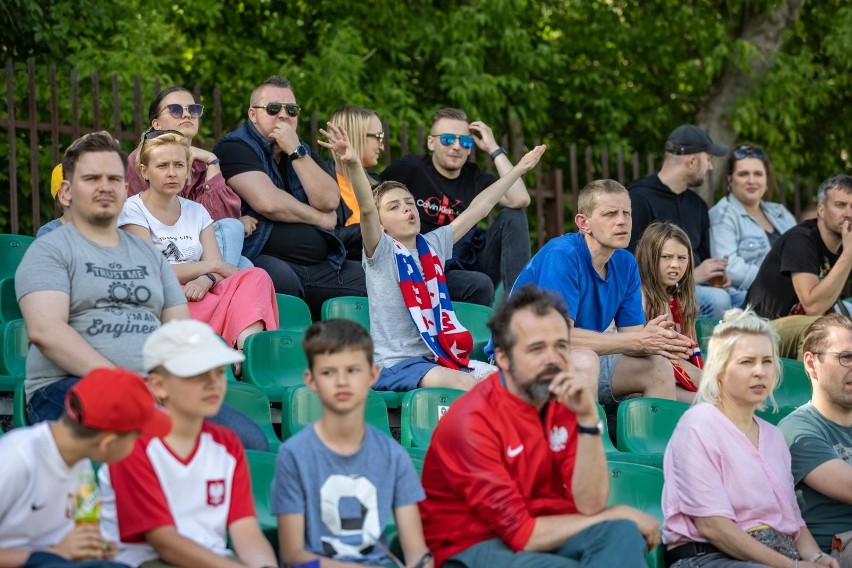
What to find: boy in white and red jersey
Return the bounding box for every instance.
[98,320,277,568]
[420,285,659,567]
[0,367,170,568]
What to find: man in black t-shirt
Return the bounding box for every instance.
[746,174,852,358]
[213,76,365,317]
[381,108,532,306]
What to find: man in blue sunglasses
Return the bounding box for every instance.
[382,108,532,307]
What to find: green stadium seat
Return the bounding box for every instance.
[276,294,312,332]
[454,301,492,361]
[695,317,717,355]
[242,330,308,402]
[372,390,401,409]
[0,277,21,323]
[598,404,662,469]
[606,461,665,568]
[757,357,812,425]
[244,450,278,546]
[616,398,689,457]
[0,319,27,393]
[282,385,390,440]
[224,382,281,452]
[321,296,370,330]
[13,380,28,428]
[399,387,465,448]
[0,234,35,281]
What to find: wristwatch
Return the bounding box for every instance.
[577,420,604,436]
[288,143,308,161]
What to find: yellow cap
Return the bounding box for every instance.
[50,164,63,198]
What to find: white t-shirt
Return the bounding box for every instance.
[119,194,214,264]
[0,422,91,549]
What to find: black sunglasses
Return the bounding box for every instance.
[251,102,301,117]
[160,103,204,119]
[732,145,766,160]
[144,129,184,141]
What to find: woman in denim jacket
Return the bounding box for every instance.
[709,145,796,297]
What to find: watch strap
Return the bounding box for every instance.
[577,420,603,435]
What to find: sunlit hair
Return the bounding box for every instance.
[328,105,378,174]
[303,319,373,369]
[431,107,467,126]
[635,222,698,340]
[372,180,413,211]
[62,131,126,182]
[816,174,852,205]
[725,142,776,198]
[577,179,627,216]
[803,313,852,360]
[135,132,191,177]
[695,308,781,412]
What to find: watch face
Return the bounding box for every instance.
[297,145,308,157]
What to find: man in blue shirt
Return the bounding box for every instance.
[511,179,694,403]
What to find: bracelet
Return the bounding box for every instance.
[489,147,507,160]
[204,273,217,285]
[207,158,220,166]
[809,552,825,562]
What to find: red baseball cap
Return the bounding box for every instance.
[65,367,171,438]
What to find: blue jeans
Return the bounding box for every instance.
[213,218,252,269]
[27,377,268,452]
[697,285,747,320]
[446,208,531,306]
[445,519,646,567]
[24,551,129,567]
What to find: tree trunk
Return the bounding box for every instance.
[696,0,806,202]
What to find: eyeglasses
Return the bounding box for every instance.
[811,351,852,367]
[251,102,301,117]
[732,145,766,160]
[160,104,204,119]
[366,131,385,144]
[431,133,474,149]
[143,129,184,141]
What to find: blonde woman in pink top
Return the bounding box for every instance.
[662,309,837,568]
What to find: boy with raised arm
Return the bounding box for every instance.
[272,319,432,567]
[320,122,546,392]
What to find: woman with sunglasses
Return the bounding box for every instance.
[127,86,253,269]
[709,144,797,297]
[326,105,385,259]
[120,131,278,363]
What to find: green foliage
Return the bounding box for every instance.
[1,0,850,234]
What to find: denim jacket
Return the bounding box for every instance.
[709,194,796,293]
[217,121,346,267]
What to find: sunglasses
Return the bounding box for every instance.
[144,129,184,141]
[160,104,204,119]
[431,133,474,149]
[366,131,385,144]
[252,102,301,117]
[732,145,766,160]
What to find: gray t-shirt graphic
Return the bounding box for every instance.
[15,224,186,398]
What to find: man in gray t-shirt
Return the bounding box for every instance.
[14,131,188,423]
[779,313,852,561]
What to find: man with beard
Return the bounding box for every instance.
[747,174,852,359]
[419,285,658,567]
[628,125,739,319]
[780,314,852,565]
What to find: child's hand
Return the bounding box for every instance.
[515,144,547,174]
[319,122,359,164]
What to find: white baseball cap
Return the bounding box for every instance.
[144,320,245,377]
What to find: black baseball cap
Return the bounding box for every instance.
[665,125,727,156]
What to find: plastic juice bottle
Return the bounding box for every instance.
[74,469,101,525]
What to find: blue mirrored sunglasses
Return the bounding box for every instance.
[433,133,474,149]
[732,145,766,160]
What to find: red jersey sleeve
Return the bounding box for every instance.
[109,437,175,543]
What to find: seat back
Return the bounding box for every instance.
[244,450,278,537]
[283,386,390,440]
[454,301,492,360]
[0,320,28,377]
[695,317,718,355]
[276,294,312,332]
[242,330,308,397]
[399,388,465,448]
[13,380,29,428]
[616,398,689,455]
[757,357,813,425]
[607,461,666,568]
[0,235,35,280]
[0,278,22,324]
[223,382,281,452]
[321,296,370,330]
